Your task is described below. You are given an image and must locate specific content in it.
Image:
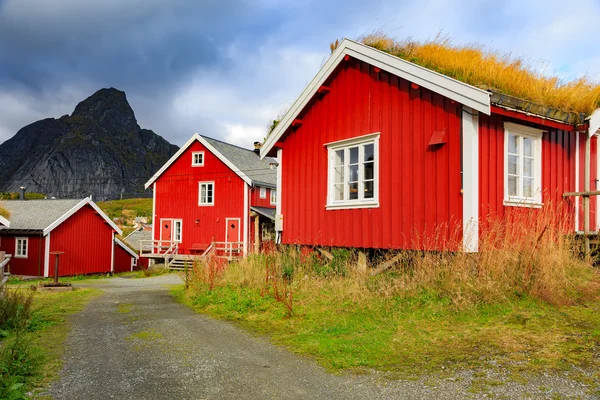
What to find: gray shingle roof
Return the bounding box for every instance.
[202,136,277,187]
[251,206,276,220]
[0,199,84,232]
[124,228,152,251]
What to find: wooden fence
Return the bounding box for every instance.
[0,251,10,289]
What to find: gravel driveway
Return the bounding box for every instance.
[46,275,596,399]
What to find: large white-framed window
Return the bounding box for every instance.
[504,122,543,207]
[15,237,28,258]
[198,182,214,206]
[192,151,204,167]
[326,133,379,209]
[173,219,182,242]
[270,189,277,205]
[259,187,267,199]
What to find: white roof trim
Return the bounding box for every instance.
[589,109,600,137]
[115,238,139,259]
[261,38,491,158]
[144,133,253,188]
[43,197,123,236]
[0,215,9,228]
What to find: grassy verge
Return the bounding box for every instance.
[1,288,101,398]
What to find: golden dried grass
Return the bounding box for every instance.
[0,206,9,219]
[354,32,600,116]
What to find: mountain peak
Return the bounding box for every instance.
[72,88,138,131]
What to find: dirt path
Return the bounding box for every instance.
[46,275,593,399]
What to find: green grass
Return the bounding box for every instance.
[1,288,100,398]
[96,198,152,223]
[173,284,600,380]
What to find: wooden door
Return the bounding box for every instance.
[225,218,240,255]
[160,219,173,252]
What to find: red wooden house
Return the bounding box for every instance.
[144,134,277,260]
[113,238,139,273]
[0,197,122,277]
[260,39,600,252]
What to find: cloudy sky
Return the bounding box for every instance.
[0,0,599,148]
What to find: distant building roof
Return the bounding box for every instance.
[145,134,278,189]
[251,206,276,220]
[0,197,121,235]
[124,227,152,251]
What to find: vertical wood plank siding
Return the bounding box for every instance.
[0,235,45,276]
[154,141,246,252]
[50,205,113,276]
[113,244,133,273]
[280,60,463,249]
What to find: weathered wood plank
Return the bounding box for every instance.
[370,253,404,276]
[316,247,334,260]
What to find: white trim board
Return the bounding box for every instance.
[145,134,254,188]
[0,215,9,228]
[261,38,491,159]
[43,197,122,236]
[115,238,139,259]
[589,109,600,137]
[462,107,479,252]
[44,233,50,277]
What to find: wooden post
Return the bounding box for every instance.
[357,251,367,272]
[254,215,260,254]
[585,133,591,257]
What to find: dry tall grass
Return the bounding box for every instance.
[0,206,9,219]
[187,205,599,310]
[352,32,600,116]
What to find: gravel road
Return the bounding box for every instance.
[46,275,597,399]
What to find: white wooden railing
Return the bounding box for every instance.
[0,253,11,289]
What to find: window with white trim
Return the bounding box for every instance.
[270,189,277,205]
[327,133,379,209]
[198,182,214,206]
[174,220,182,242]
[259,187,267,199]
[15,237,28,258]
[504,122,543,206]
[192,152,204,166]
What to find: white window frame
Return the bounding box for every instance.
[270,189,277,205]
[173,219,182,242]
[326,132,380,210]
[15,237,28,258]
[198,181,215,206]
[192,151,204,167]
[504,122,543,207]
[259,187,267,199]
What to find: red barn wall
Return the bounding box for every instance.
[280,59,463,249]
[113,245,133,273]
[49,205,114,276]
[478,114,592,234]
[0,235,45,276]
[154,141,247,253]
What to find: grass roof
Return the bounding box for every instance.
[355,33,600,117]
[0,206,9,220]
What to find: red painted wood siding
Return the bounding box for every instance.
[113,244,133,273]
[154,140,247,253]
[478,114,591,233]
[251,186,276,208]
[280,60,463,249]
[0,235,45,276]
[49,204,114,276]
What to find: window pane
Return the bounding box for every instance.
[523,157,533,178]
[201,185,206,202]
[364,181,374,199]
[508,175,517,197]
[207,184,213,203]
[523,178,534,198]
[508,155,518,175]
[335,149,344,166]
[508,134,518,154]
[349,164,359,182]
[349,147,358,164]
[523,137,533,157]
[364,143,374,162]
[348,182,358,200]
[334,183,344,201]
[334,166,344,184]
[364,161,374,180]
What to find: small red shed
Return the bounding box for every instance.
[260,39,600,252]
[113,238,139,273]
[0,197,122,277]
[144,134,277,258]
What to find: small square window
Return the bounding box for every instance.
[504,122,543,207]
[259,187,267,199]
[15,237,28,258]
[198,182,214,206]
[192,152,204,167]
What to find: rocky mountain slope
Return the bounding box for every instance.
[0,88,178,200]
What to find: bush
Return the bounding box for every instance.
[0,289,34,332]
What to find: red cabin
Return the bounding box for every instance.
[0,197,122,277]
[113,238,139,273]
[144,134,277,261]
[260,39,600,252]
